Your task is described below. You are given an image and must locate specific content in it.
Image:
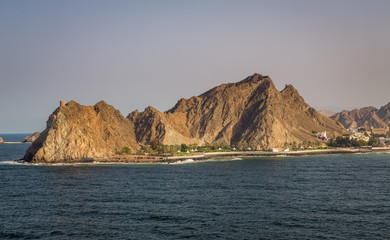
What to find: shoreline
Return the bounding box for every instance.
[13,148,390,165]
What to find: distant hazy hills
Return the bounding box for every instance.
[318,110,336,118]
[330,102,390,130]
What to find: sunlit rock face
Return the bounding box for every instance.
[25,74,346,162]
[24,101,139,162]
[129,73,345,149]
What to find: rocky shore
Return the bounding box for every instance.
[17,148,389,165]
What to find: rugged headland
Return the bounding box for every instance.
[24,74,346,163]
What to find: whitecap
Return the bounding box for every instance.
[170,159,195,164]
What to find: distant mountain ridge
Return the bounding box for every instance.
[318,110,336,117]
[331,102,390,130]
[24,73,346,162]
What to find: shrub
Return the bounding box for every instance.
[121,147,131,154]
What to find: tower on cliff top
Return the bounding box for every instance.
[60,101,65,107]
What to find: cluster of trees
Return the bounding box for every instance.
[284,140,322,149]
[115,146,132,155]
[138,139,200,155]
[327,136,381,148]
[116,139,261,155]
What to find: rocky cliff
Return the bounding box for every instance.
[22,132,41,143]
[331,102,390,130]
[24,73,346,162]
[377,102,390,127]
[128,74,345,149]
[24,101,139,162]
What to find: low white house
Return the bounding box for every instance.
[317,131,327,140]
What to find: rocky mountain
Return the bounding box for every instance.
[331,102,390,130]
[377,102,390,126]
[24,101,139,162]
[24,73,346,162]
[128,74,345,149]
[22,132,41,143]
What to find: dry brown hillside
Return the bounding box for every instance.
[331,102,390,130]
[24,74,346,162]
[129,74,345,149]
[24,101,139,162]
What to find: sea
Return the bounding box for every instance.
[0,134,389,239]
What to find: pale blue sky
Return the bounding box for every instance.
[1,0,390,133]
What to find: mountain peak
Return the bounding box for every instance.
[236,73,269,85]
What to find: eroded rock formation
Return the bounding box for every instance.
[331,102,390,130]
[24,101,139,162]
[24,73,346,162]
[22,132,41,143]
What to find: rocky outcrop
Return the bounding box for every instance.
[331,102,390,130]
[24,101,139,163]
[24,73,346,162]
[128,74,345,149]
[377,102,390,126]
[0,137,3,144]
[22,132,41,143]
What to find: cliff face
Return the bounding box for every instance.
[331,102,390,130]
[25,73,346,162]
[377,102,390,126]
[24,101,139,162]
[128,74,345,149]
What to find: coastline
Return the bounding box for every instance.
[15,148,390,165]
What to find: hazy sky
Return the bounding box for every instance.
[1,0,390,133]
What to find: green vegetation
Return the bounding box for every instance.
[131,140,261,156]
[283,140,322,150]
[115,146,132,155]
[328,136,381,148]
[181,144,189,153]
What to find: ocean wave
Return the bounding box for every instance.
[0,160,23,165]
[202,157,244,162]
[170,159,195,164]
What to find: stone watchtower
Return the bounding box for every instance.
[60,100,65,107]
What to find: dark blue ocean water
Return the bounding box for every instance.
[1,134,389,239]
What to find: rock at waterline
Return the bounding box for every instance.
[22,132,41,143]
